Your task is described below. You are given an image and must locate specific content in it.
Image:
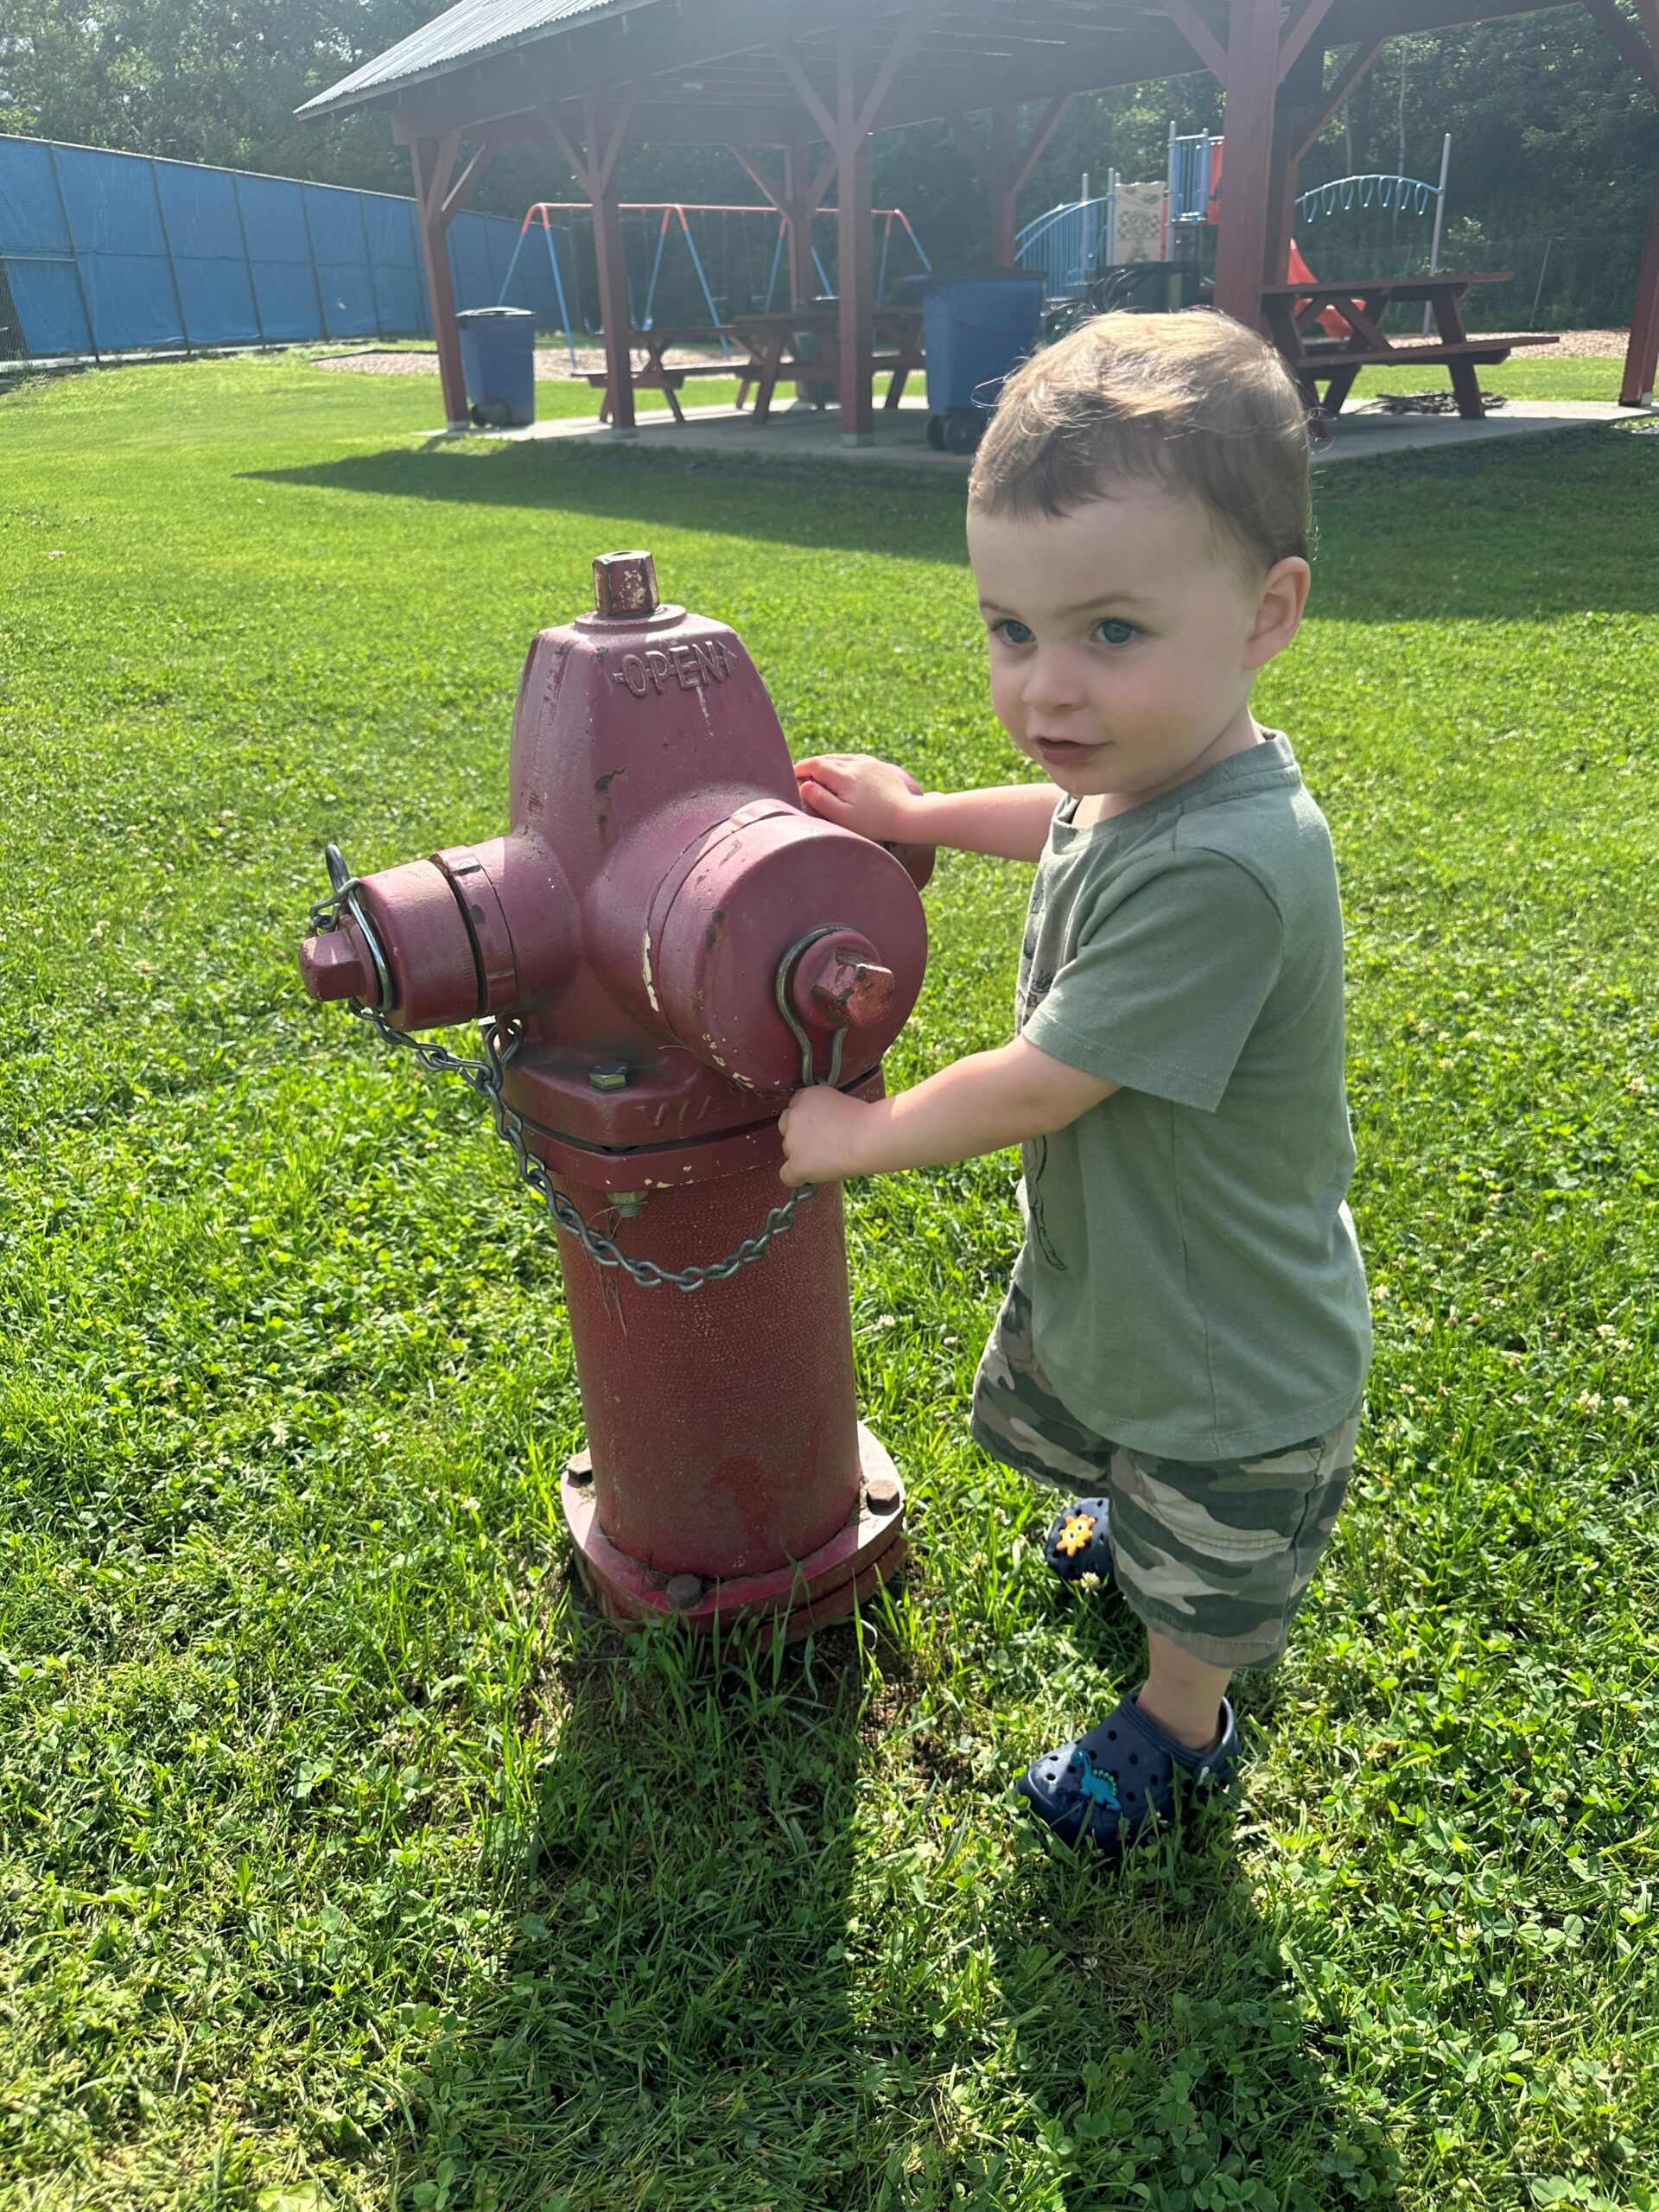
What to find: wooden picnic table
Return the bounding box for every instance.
[588,306,925,425]
[1260,271,1559,419]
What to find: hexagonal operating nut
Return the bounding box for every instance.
[592,550,658,619]
[298,926,376,1002]
[791,931,896,1031]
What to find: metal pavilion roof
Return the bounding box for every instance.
[297,0,648,119]
[301,0,1574,136]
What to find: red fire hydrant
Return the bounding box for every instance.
[298,552,931,1643]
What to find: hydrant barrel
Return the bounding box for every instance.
[301,550,931,1642]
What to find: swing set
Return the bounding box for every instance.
[497,200,931,366]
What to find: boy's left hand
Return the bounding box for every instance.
[778,1084,872,1187]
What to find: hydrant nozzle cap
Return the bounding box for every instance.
[592,550,659,620]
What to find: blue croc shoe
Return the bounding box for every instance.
[1043,1497,1115,1585]
[1014,1694,1242,1857]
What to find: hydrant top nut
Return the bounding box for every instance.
[592,550,659,620]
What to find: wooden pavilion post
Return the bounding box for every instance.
[951,98,1074,270]
[780,0,943,445]
[1624,168,1659,405]
[1580,0,1659,404]
[544,92,638,434]
[784,137,821,305]
[836,25,876,442]
[1210,0,1282,327]
[729,137,834,308]
[409,130,496,430]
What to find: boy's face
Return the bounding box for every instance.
[967,486,1308,807]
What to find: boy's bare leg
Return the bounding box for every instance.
[1135,1631,1232,1754]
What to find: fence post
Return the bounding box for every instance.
[149,159,192,353]
[230,175,267,346]
[298,187,329,343]
[45,141,100,362]
[356,192,385,340]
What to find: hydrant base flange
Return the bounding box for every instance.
[561,1424,908,1643]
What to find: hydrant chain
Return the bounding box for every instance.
[311,851,833,1292]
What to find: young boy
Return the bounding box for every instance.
[779,310,1371,1859]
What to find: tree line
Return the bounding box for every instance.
[3,3,1653,327]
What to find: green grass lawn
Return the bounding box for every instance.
[1352,354,1630,405]
[1,355,1655,2212]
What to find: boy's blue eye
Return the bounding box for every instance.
[1093,618,1138,647]
[993,618,1034,646]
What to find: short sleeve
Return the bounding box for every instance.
[1020,852,1284,1112]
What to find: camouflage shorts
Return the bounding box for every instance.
[970,1275,1363,1672]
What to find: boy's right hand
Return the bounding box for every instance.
[795,754,921,845]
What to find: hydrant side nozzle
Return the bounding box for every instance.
[592,550,659,620]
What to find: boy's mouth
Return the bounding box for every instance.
[1033,737,1102,769]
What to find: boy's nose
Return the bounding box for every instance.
[1022,649,1088,713]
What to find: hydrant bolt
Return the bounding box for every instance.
[592,550,659,620]
[298,925,377,1003]
[588,1062,630,1091]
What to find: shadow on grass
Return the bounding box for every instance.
[247,435,974,566]
[383,1560,1395,2209]
[249,421,1659,624]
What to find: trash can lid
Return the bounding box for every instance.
[456,306,535,321]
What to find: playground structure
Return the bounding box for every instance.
[1015,180,1122,300]
[299,0,1659,435]
[498,198,929,369]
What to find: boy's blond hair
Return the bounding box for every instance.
[969,309,1313,577]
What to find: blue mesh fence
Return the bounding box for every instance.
[0,133,557,360]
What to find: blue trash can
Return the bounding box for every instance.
[456,306,537,429]
[921,274,1045,453]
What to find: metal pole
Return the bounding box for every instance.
[1422,132,1451,334]
[47,141,101,361]
[149,158,192,353]
[641,207,671,328]
[677,206,733,354]
[1529,236,1555,330]
[355,190,385,340]
[544,225,578,369]
[230,175,267,347]
[1165,119,1178,257]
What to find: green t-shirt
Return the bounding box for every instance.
[1014,732,1372,1462]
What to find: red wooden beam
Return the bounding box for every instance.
[1582,0,1659,95]
[1014,92,1075,191]
[1294,37,1385,161]
[1277,0,1342,83]
[410,133,469,429]
[543,91,639,433]
[1211,0,1280,327]
[1622,165,1659,404]
[836,21,875,441]
[1161,0,1229,82]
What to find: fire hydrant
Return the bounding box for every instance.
[298,551,931,1643]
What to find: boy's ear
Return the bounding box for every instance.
[1243,556,1312,671]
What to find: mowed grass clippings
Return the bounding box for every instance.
[0,355,1654,2212]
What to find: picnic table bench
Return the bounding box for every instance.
[1260,272,1559,418]
[587,306,925,425]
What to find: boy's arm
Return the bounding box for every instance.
[778,1039,1118,1186]
[796,753,1058,863]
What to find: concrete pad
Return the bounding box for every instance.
[430,393,1650,471]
